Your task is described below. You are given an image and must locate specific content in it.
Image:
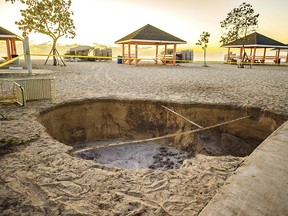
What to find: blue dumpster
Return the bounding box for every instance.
[12,54,19,65]
[117,56,122,64]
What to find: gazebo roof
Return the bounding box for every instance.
[115,24,186,45]
[0,26,22,41]
[222,32,287,48]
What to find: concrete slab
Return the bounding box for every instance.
[199,120,288,216]
[0,69,54,75]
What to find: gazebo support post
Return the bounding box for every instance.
[155,44,158,64]
[239,47,243,62]
[227,48,231,62]
[249,48,253,57]
[262,48,266,63]
[128,43,131,65]
[173,44,177,66]
[286,51,288,63]
[275,48,280,64]
[122,44,125,64]
[11,39,14,55]
[252,47,256,64]
[6,39,11,60]
[11,39,16,55]
[135,43,138,66]
[164,45,167,58]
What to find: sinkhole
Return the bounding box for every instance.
[38,99,287,170]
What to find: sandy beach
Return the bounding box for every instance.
[0,60,288,215]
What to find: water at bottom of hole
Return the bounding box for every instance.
[75,141,192,170]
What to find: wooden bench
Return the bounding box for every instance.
[253,56,276,63]
[122,54,141,65]
[153,55,175,65]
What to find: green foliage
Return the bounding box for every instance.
[15,0,76,65]
[196,32,210,67]
[196,32,210,49]
[220,2,259,45]
[5,0,18,3]
[15,0,76,40]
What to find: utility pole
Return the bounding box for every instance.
[23,36,32,74]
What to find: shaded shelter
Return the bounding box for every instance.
[0,26,22,61]
[115,24,186,65]
[222,32,288,64]
[63,45,93,62]
[67,45,93,56]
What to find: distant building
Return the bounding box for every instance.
[66,46,93,56]
[64,46,112,62]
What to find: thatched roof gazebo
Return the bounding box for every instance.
[115,24,186,66]
[222,32,288,64]
[0,26,22,61]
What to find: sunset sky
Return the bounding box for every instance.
[1,0,288,60]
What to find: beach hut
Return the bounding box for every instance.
[222,32,288,64]
[64,45,93,62]
[115,24,186,66]
[67,45,93,56]
[0,26,22,62]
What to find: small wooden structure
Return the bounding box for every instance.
[67,46,93,56]
[222,32,288,64]
[64,45,93,62]
[115,24,186,66]
[0,26,22,61]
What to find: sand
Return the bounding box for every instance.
[0,60,288,215]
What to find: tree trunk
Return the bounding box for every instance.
[203,47,207,67]
[239,20,248,68]
[52,40,57,66]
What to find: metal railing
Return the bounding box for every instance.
[14,82,26,106]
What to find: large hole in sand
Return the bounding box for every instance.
[39,99,287,170]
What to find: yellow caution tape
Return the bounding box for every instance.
[30,53,196,63]
[2,53,286,66]
[0,54,25,68]
[31,53,287,65]
[30,53,113,59]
